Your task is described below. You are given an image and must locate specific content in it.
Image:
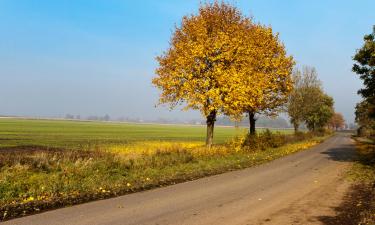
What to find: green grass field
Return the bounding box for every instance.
[0,118,235,148]
[0,118,292,149]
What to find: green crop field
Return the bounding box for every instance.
[0,118,291,149]
[0,118,238,148]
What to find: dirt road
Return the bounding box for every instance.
[4,134,355,225]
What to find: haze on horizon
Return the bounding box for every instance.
[1,0,374,123]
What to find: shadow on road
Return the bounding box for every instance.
[320,144,356,163]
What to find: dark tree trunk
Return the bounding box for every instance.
[248,111,256,135]
[206,110,216,148]
[293,122,299,133]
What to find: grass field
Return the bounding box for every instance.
[0,118,319,220]
[0,118,292,148]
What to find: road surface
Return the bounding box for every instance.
[4,133,355,225]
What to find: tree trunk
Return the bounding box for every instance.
[234,121,239,129]
[293,122,299,133]
[248,111,256,135]
[206,110,216,148]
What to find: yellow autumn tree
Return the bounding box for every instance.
[153,2,294,146]
[153,2,255,147]
[223,24,294,134]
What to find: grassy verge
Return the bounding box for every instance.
[344,137,375,225]
[0,131,329,221]
[348,137,375,183]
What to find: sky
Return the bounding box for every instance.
[0,0,374,123]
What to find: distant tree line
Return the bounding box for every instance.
[215,116,290,129]
[65,114,110,121]
[64,114,78,120]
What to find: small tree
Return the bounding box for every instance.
[328,112,345,131]
[153,2,254,147]
[304,90,334,131]
[287,66,322,133]
[288,69,304,132]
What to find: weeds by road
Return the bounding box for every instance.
[348,137,375,225]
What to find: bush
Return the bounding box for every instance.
[241,129,330,151]
[242,129,287,151]
[357,126,375,137]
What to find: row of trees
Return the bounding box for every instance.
[354,26,375,136]
[153,2,340,147]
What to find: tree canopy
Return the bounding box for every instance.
[303,88,334,131]
[328,113,345,131]
[153,2,294,146]
[353,25,375,119]
[223,24,294,134]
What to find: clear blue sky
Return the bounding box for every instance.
[0,0,374,123]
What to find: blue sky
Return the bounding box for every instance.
[0,0,374,123]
